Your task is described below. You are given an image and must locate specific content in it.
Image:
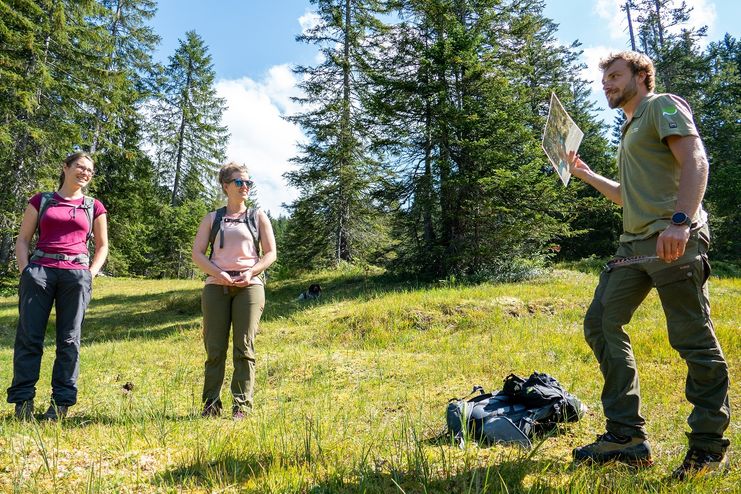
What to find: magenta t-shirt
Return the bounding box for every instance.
[29,192,107,270]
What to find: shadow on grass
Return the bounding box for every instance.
[0,411,201,428]
[156,456,577,493]
[157,452,277,490]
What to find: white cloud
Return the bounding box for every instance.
[299,11,322,35]
[688,0,717,38]
[594,0,717,45]
[216,66,305,217]
[594,0,627,41]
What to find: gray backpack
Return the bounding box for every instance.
[446,372,585,449]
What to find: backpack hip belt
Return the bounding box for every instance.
[31,249,90,267]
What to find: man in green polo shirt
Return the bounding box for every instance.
[566,51,730,479]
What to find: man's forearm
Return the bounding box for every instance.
[673,143,708,219]
[578,170,623,206]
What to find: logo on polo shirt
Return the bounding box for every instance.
[662,105,679,128]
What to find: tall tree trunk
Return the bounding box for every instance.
[171,59,193,206]
[92,0,123,154]
[625,1,637,51]
[336,0,352,264]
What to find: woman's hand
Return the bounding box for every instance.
[232,269,254,287]
[216,270,234,285]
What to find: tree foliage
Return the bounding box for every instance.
[0,0,738,279]
[283,0,393,270]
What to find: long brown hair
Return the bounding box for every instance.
[58,152,94,189]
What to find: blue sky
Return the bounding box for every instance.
[149,1,740,215]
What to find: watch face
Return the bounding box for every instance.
[672,212,689,225]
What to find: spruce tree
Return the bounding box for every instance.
[368,0,613,277]
[284,0,392,269]
[147,30,228,206]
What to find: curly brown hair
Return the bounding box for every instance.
[599,51,655,92]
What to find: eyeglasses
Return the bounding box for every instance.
[74,163,94,176]
[228,178,254,188]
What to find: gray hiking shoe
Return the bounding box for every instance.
[42,404,68,422]
[671,447,729,480]
[573,432,653,467]
[14,400,34,421]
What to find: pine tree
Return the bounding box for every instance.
[147,30,228,206]
[284,0,392,269]
[84,0,166,276]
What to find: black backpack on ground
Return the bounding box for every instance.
[446,372,585,449]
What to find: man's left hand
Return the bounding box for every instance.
[656,224,690,262]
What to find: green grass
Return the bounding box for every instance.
[0,266,738,492]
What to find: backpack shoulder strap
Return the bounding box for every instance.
[208,207,227,259]
[246,208,261,256]
[82,196,95,241]
[36,192,58,237]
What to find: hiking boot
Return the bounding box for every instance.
[14,400,34,421]
[42,404,68,422]
[201,399,222,418]
[573,432,653,466]
[671,447,729,480]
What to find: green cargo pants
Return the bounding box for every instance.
[201,283,265,411]
[584,225,730,454]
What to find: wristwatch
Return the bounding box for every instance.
[671,211,692,227]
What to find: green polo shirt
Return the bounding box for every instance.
[617,93,705,242]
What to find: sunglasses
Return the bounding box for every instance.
[228,178,254,188]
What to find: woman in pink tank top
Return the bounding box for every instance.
[192,162,276,419]
[8,152,109,422]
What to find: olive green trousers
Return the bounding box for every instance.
[584,226,730,454]
[201,283,265,411]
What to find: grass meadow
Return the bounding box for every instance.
[0,266,738,493]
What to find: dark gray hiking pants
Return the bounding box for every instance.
[584,226,730,454]
[201,283,265,411]
[7,264,92,406]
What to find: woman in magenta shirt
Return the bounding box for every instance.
[8,152,108,421]
[192,162,276,419]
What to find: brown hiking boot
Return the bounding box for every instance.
[671,447,729,480]
[573,432,653,467]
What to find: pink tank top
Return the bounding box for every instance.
[206,209,263,286]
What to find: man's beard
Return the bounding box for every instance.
[607,77,638,109]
